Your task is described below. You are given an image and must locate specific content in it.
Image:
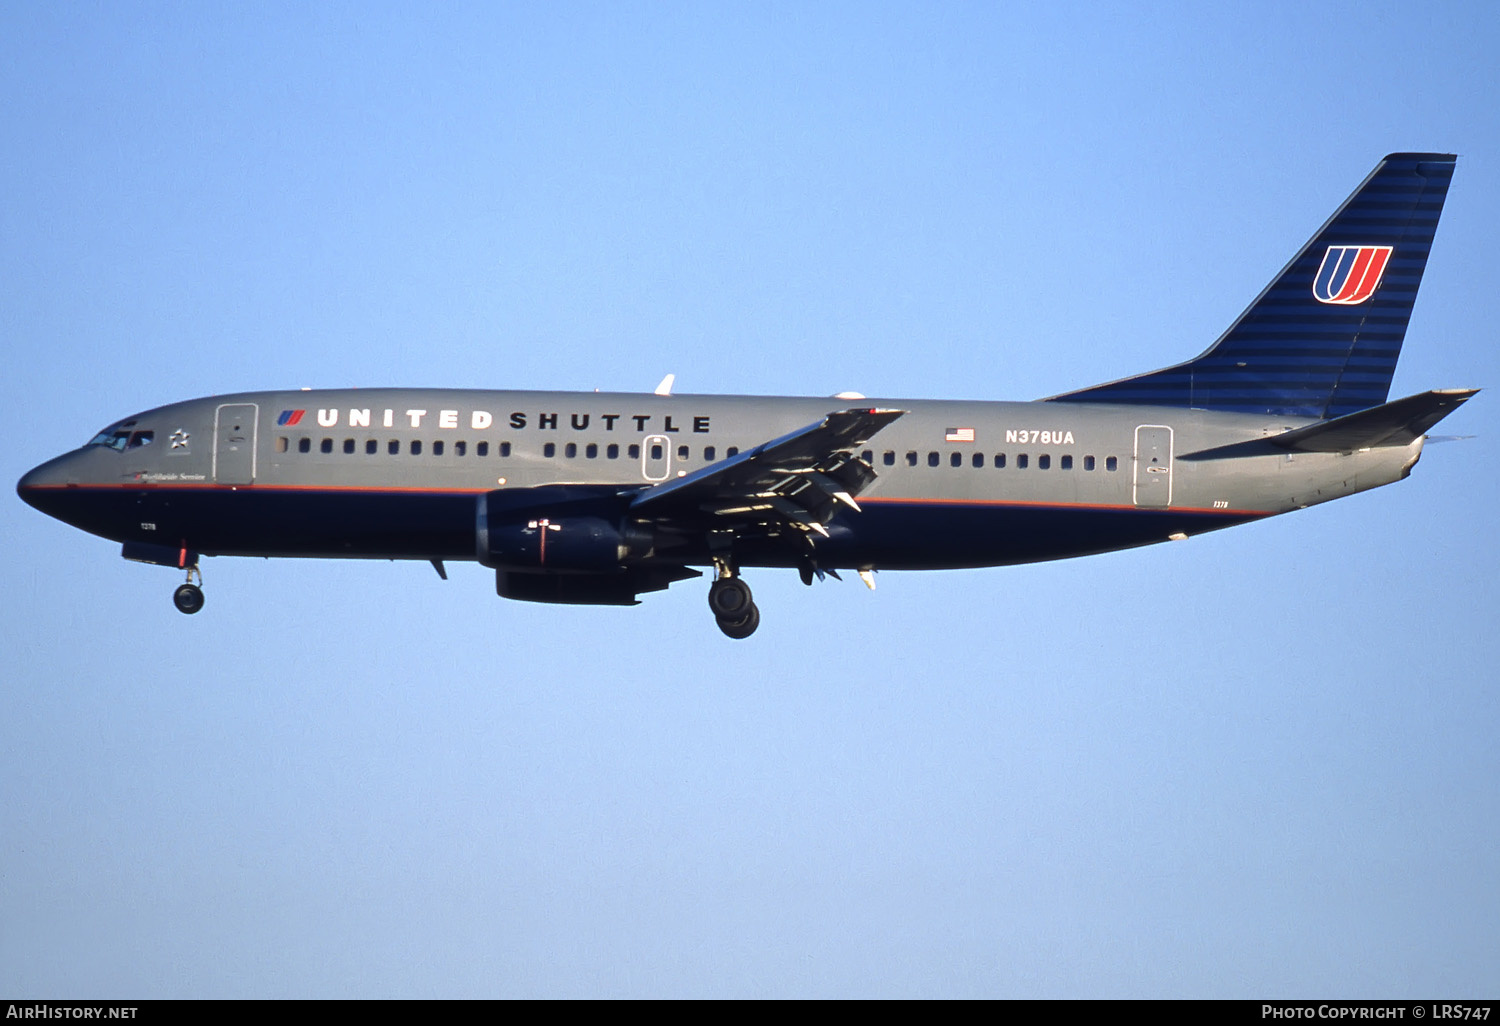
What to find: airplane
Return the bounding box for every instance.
[17,152,1476,638]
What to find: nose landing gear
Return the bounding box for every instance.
[172,565,204,614]
[708,568,759,639]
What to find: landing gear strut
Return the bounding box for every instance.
[708,565,759,639]
[172,564,204,615]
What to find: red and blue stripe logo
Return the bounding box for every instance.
[1313,245,1392,305]
[277,409,306,426]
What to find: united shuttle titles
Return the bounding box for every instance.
[283,408,713,433]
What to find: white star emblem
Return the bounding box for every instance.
[170,429,190,449]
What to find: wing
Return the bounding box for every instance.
[631,406,905,550]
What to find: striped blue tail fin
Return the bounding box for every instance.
[1050,153,1456,419]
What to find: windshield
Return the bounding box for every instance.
[85,421,149,452]
[87,429,131,451]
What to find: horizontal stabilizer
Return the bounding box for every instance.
[1270,389,1478,452]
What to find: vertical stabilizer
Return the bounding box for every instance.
[1050,153,1456,419]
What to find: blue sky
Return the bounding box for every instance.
[3,1,1497,997]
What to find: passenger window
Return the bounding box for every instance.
[704,446,715,461]
[677,445,689,461]
[972,453,983,468]
[343,439,355,454]
[410,440,422,455]
[1061,454,1073,470]
[628,444,641,459]
[1106,456,1118,471]
[544,442,556,458]
[928,452,940,467]
[276,437,288,453]
[585,443,598,458]
[321,439,333,454]
[1017,453,1028,469]
[1084,455,1095,471]
[726,447,739,457]
[564,443,577,458]
[433,440,444,456]
[883,451,895,466]
[994,453,1005,468]
[906,451,918,467]
[607,444,619,459]
[1038,454,1050,470]
[388,439,399,455]
[455,441,466,457]
[861,450,873,464]
[500,442,512,457]
[650,443,663,460]
[950,452,962,468]
[298,438,310,454]
[477,441,489,457]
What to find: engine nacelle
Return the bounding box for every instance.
[485,514,631,570]
[475,488,653,571]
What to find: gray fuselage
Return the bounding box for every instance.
[18,388,1424,572]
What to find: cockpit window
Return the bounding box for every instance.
[86,420,149,452]
[87,429,133,452]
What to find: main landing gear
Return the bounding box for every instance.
[708,569,760,639]
[172,564,205,615]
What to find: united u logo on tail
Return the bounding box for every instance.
[1313,244,1392,305]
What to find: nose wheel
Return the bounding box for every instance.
[172,565,205,614]
[708,573,759,639]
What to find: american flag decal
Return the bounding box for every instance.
[1313,245,1392,305]
[945,427,975,443]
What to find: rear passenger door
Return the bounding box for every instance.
[1132,425,1172,507]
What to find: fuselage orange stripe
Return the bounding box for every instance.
[22,481,1269,516]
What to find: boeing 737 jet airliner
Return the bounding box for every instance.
[18,153,1476,637]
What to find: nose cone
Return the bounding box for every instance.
[17,453,74,516]
[18,464,46,509]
